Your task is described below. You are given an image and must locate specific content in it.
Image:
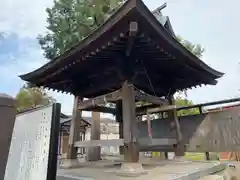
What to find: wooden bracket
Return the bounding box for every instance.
[78,89,122,110]
[126,21,138,56]
[134,88,169,105]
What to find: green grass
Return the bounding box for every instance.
[184,153,205,160]
[184,152,219,161]
[151,152,219,161]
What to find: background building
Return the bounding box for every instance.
[59,113,120,157]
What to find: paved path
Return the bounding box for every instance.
[57,175,93,180]
[57,175,86,180]
[57,176,77,180]
[57,160,227,180]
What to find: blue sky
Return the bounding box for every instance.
[0,0,239,115]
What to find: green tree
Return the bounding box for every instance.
[38,1,204,116]
[175,36,204,115]
[38,0,124,60]
[15,85,56,112]
[177,36,204,58]
[175,96,199,116]
[39,1,203,61]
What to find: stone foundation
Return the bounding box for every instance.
[116,162,147,177]
[60,159,83,169]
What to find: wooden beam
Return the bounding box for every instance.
[135,105,177,117]
[84,106,115,114]
[136,97,240,116]
[145,105,177,114]
[78,89,122,110]
[74,138,177,149]
[138,138,177,146]
[75,139,124,147]
[140,146,175,152]
[134,88,169,105]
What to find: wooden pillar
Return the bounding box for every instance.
[168,95,185,157]
[83,128,86,154]
[87,111,101,161]
[67,96,82,159]
[164,152,168,159]
[205,152,210,160]
[122,82,139,162]
[116,100,124,155]
[62,133,69,154]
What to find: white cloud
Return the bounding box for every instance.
[0,0,75,114]
[0,0,52,38]
[0,41,76,114]
[0,44,46,93]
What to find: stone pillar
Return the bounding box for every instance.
[122,82,139,162]
[87,112,101,161]
[67,96,82,159]
[0,94,16,180]
[168,95,185,157]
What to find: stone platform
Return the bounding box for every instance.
[58,158,230,180]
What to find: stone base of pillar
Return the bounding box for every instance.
[116,163,147,177]
[60,159,82,169]
[173,156,189,161]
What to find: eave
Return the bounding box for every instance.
[20,0,223,98]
